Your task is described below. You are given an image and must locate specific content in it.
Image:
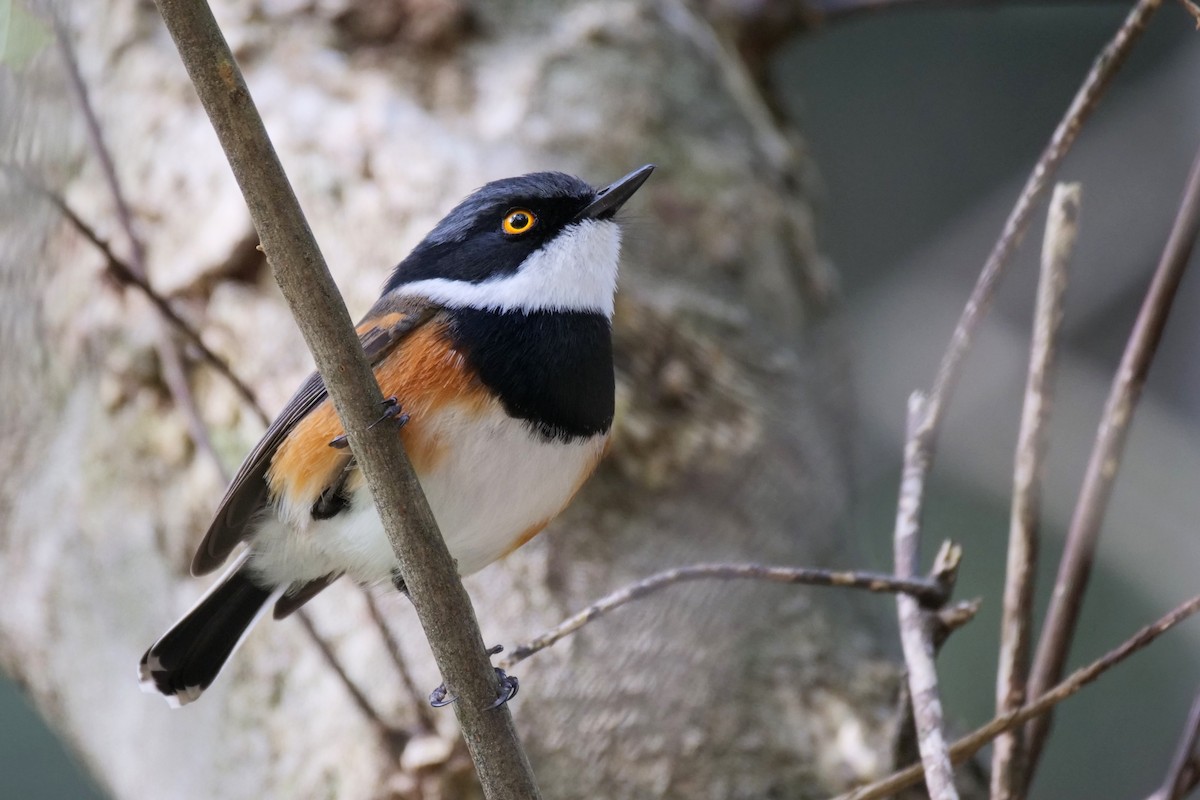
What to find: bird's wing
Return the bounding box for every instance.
[190,294,440,576]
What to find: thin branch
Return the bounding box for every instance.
[11,170,269,425]
[500,562,949,671]
[1150,686,1200,800]
[834,594,1200,800]
[363,590,439,734]
[893,394,958,800]
[295,610,405,748]
[149,2,540,796]
[919,0,1160,446]
[1177,0,1200,28]
[55,15,227,467]
[1024,141,1200,783]
[990,182,1079,800]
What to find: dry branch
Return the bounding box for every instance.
[149,1,540,796]
[893,393,958,800]
[54,16,234,465]
[835,593,1200,800]
[920,0,1160,442]
[500,561,947,671]
[990,182,1079,800]
[1150,687,1200,800]
[1024,141,1200,783]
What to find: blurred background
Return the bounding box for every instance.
[3,3,1198,798]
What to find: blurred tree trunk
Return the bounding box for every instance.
[0,0,904,797]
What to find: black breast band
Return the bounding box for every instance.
[446,308,614,441]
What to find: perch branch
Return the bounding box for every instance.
[834,593,1200,800]
[1024,140,1200,783]
[500,561,950,671]
[990,182,1079,800]
[893,393,958,800]
[150,1,540,796]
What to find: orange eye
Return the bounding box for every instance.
[502,208,537,235]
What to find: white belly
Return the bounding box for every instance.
[249,403,606,587]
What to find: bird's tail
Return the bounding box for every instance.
[139,551,281,707]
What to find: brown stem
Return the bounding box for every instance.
[990,182,1079,800]
[149,1,540,795]
[1024,140,1200,785]
[501,561,949,671]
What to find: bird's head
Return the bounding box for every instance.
[385,165,653,318]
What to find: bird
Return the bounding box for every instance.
[139,164,654,707]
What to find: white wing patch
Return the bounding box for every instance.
[395,219,622,316]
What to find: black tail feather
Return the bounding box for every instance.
[139,554,276,707]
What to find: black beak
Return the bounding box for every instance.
[577,164,655,221]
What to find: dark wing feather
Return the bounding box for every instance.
[190,295,440,576]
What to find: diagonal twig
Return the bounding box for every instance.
[1024,140,1200,783]
[16,173,269,425]
[893,393,958,800]
[834,593,1200,800]
[53,16,228,466]
[363,590,439,733]
[918,0,1160,449]
[990,182,1079,800]
[295,609,407,748]
[500,561,950,671]
[865,3,1160,785]
[1150,686,1200,800]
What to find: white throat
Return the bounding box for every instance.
[394,219,622,316]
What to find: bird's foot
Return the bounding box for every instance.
[328,397,409,449]
[369,396,410,430]
[428,645,519,710]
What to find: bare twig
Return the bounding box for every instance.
[834,594,1200,800]
[1150,687,1200,800]
[500,561,948,671]
[893,393,958,800]
[295,609,407,748]
[920,0,1160,444]
[55,15,227,468]
[1177,0,1200,28]
[363,591,439,734]
[990,183,1079,800]
[150,2,540,795]
[1024,142,1200,783]
[11,168,268,425]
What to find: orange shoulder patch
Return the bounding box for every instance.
[267,319,490,512]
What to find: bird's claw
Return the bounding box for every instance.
[328,397,409,449]
[370,396,409,430]
[486,668,519,709]
[427,645,519,711]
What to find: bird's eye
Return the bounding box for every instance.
[502,208,537,235]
